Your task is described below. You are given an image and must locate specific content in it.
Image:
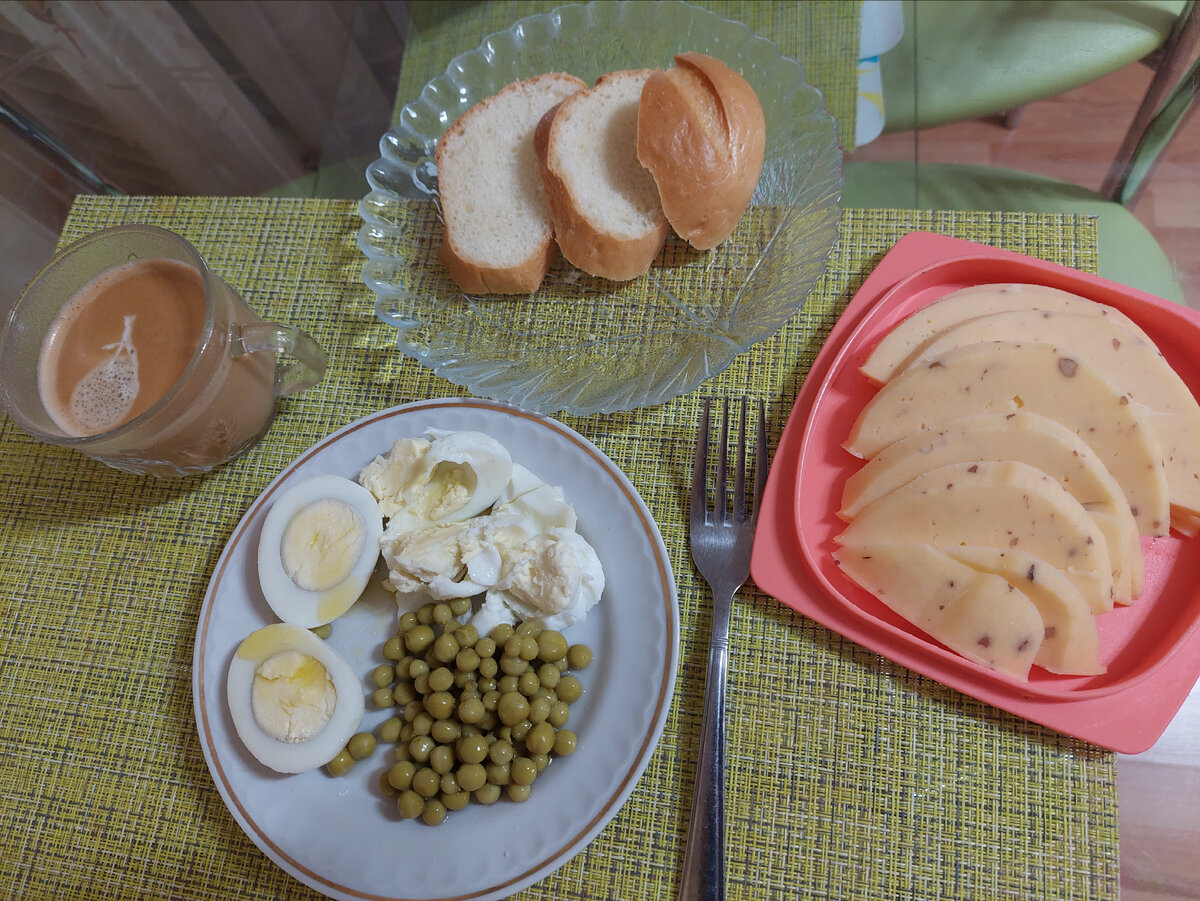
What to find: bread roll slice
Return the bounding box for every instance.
[435,72,586,295]
[535,69,669,281]
[637,53,765,250]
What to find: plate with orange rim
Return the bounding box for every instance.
[192,398,678,900]
[750,231,1200,753]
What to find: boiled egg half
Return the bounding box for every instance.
[226,623,364,774]
[257,474,383,628]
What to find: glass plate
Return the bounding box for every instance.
[358,0,843,416]
[192,399,679,900]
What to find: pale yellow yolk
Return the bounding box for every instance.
[250,650,337,743]
[280,498,366,592]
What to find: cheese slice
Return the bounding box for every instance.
[839,411,1143,602]
[836,460,1115,612]
[845,340,1170,537]
[898,310,1200,536]
[833,544,1043,681]
[861,283,1153,384]
[946,547,1104,676]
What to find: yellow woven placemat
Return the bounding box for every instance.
[0,196,1116,900]
[393,0,862,151]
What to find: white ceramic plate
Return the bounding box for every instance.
[192,399,679,900]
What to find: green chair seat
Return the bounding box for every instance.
[844,160,1185,303]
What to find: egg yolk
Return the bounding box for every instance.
[280,498,366,592]
[251,650,337,743]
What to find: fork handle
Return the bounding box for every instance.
[678,590,733,901]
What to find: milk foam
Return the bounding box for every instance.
[68,314,140,433]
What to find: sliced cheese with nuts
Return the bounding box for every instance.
[845,340,1170,537]
[836,460,1115,612]
[840,411,1143,602]
[898,309,1200,536]
[861,283,1153,384]
[832,544,1044,681]
[946,546,1104,676]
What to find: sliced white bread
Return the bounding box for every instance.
[535,69,669,281]
[637,53,765,250]
[435,72,586,295]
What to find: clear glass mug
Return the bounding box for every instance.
[0,225,327,476]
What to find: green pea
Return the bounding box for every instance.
[379,716,402,743]
[567,643,593,669]
[518,671,540,696]
[405,624,435,652]
[528,697,552,725]
[457,734,489,765]
[371,687,395,709]
[458,696,486,724]
[501,653,528,675]
[439,771,460,794]
[310,623,333,640]
[382,635,404,660]
[403,700,423,723]
[423,691,456,720]
[431,718,461,745]
[392,681,416,705]
[428,666,455,692]
[497,675,520,695]
[510,756,537,786]
[510,720,532,743]
[411,766,440,798]
[557,674,583,704]
[537,631,568,663]
[441,789,470,812]
[409,735,435,763]
[432,602,453,625]
[372,664,395,689]
[393,742,412,763]
[525,722,555,756]
[507,782,532,803]
[416,604,435,625]
[408,659,429,680]
[537,663,561,689]
[429,745,456,775]
[485,762,510,786]
[497,692,529,727]
[398,611,418,632]
[531,752,550,773]
[553,729,577,756]
[430,633,458,664]
[519,636,540,661]
[456,648,480,673]
[449,597,472,617]
[399,723,414,743]
[411,712,434,736]
[348,732,377,760]
[325,749,355,777]
[456,762,487,792]
[474,783,501,805]
[388,760,415,791]
[488,739,514,766]
[413,672,430,695]
[489,623,515,644]
[422,799,447,826]
[397,789,424,819]
[516,620,542,638]
[478,657,499,680]
[475,637,496,659]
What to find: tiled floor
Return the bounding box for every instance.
[848,58,1200,310]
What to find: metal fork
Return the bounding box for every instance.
[679,396,769,901]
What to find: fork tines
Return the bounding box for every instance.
[692,396,768,527]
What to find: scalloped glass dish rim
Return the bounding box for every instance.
[357,0,844,416]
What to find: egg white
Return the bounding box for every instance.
[257,474,383,628]
[226,623,365,774]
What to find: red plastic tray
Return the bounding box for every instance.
[750,231,1200,753]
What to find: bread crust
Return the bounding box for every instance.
[637,52,765,250]
[536,70,669,282]
[435,72,586,295]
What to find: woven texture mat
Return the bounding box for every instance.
[0,196,1117,900]
[393,0,862,151]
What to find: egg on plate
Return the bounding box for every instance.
[257,474,383,628]
[226,623,365,774]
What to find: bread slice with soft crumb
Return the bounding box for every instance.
[436,72,586,295]
[535,69,669,281]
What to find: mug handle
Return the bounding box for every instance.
[233,322,328,397]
